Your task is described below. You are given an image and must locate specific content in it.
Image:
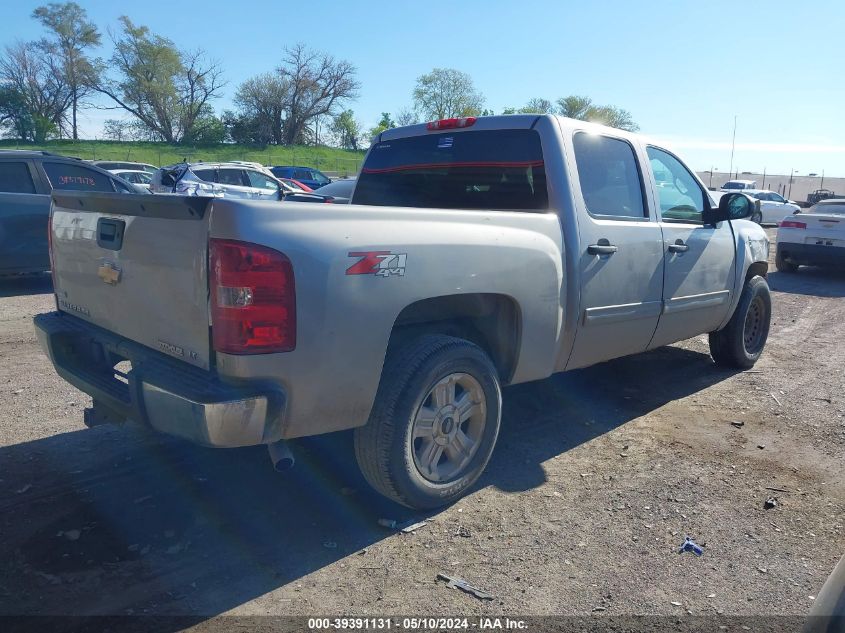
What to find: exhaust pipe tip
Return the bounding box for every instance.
[267,440,295,472]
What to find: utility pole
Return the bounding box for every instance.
[788,168,794,199]
[820,169,825,189]
[762,167,766,190]
[728,115,737,177]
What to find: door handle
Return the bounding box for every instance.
[668,240,689,253]
[587,242,618,255]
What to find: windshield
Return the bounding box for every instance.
[354,129,548,210]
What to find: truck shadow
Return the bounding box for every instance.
[768,269,845,298]
[0,345,732,623]
[0,273,53,298]
[486,344,731,493]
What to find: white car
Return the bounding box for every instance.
[109,169,152,191]
[775,199,845,272]
[149,162,285,200]
[720,179,757,192]
[747,190,800,225]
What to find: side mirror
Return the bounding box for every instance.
[704,192,754,225]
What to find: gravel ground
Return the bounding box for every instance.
[0,228,843,621]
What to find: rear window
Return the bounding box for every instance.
[353,129,548,211]
[0,161,36,194]
[722,182,743,189]
[43,162,115,192]
[812,202,845,214]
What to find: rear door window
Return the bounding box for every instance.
[0,161,36,194]
[572,133,646,219]
[292,169,312,180]
[353,129,548,211]
[218,168,247,186]
[42,162,116,192]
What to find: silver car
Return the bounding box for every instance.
[150,162,285,200]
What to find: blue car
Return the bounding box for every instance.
[269,166,332,190]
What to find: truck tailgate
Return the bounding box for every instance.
[50,192,213,370]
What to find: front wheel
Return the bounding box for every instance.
[709,275,772,368]
[354,334,501,509]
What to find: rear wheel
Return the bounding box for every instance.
[709,275,771,368]
[354,334,501,509]
[775,247,798,273]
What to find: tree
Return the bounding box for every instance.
[277,44,360,145]
[233,73,288,145]
[556,95,594,120]
[583,105,638,132]
[0,41,71,142]
[103,118,130,141]
[182,106,226,145]
[92,17,224,143]
[412,68,484,120]
[0,86,35,140]
[368,111,394,139]
[556,95,638,131]
[395,108,418,126]
[32,2,100,140]
[520,98,554,114]
[331,110,361,150]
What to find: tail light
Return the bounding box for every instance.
[210,239,296,354]
[780,220,806,229]
[426,117,477,131]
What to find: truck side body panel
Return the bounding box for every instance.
[208,200,563,438]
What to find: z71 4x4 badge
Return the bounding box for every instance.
[346,251,407,277]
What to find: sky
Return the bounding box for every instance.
[3,0,845,176]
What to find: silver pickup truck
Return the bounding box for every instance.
[34,115,771,509]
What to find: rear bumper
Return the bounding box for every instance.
[33,311,286,447]
[777,242,845,267]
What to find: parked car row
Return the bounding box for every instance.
[0,150,354,276]
[149,161,353,204]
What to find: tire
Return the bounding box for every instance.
[354,334,502,509]
[709,275,772,369]
[775,247,798,273]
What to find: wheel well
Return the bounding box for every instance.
[388,294,521,384]
[746,261,768,281]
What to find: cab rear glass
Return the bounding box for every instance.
[353,129,548,211]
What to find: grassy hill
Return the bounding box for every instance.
[0,140,367,176]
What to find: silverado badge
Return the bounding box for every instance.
[97,262,122,285]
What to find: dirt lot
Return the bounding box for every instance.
[0,228,843,622]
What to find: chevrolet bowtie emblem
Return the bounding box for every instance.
[98,262,122,285]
